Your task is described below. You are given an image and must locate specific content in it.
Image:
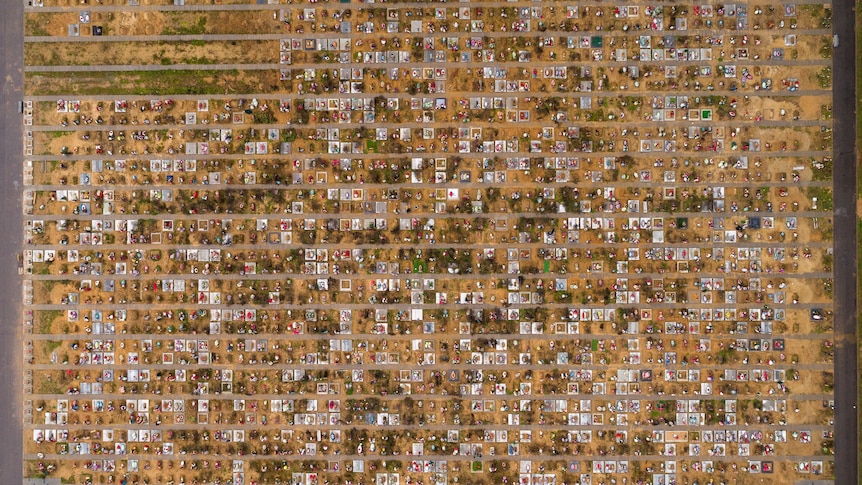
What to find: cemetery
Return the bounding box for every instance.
[20,1,836,484]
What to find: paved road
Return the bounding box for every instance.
[22,390,835,401]
[26,330,831,343]
[23,0,836,13]
[26,301,832,312]
[24,57,832,73]
[25,150,833,162]
[26,210,834,222]
[25,360,834,372]
[26,181,833,191]
[830,0,858,481]
[0,0,25,483]
[27,241,835,252]
[23,28,834,44]
[26,421,834,432]
[24,270,835,282]
[26,88,831,102]
[20,452,834,465]
[26,118,834,132]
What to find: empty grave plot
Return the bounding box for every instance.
[22,1,835,484]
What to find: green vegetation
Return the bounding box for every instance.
[253,108,277,124]
[162,16,207,36]
[717,346,736,364]
[37,377,62,394]
[812,156,832,181]
[38,310,61,334]
[815,67,832,88]
[820,37,834,59]
[26,69,270,96]
[807,187,834,210]
[24,17,49,36]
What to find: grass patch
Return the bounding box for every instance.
[47,131,71,139]
[27,40,275,67]
[24,17,49,36]
[45,340,62,354]
[815,67,833,88]
[162,16,207,36]
[820,37,834,59]
[812,156,833,181]
[37,377,62,394]
[807,187,834,210]
[26,69,273,96]
[37,310,61,334]
[186,57,216,65]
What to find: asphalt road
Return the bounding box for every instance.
[830,0,859,481]
[0,0,25,483]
